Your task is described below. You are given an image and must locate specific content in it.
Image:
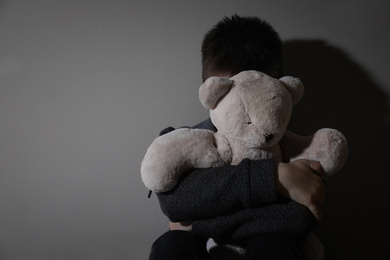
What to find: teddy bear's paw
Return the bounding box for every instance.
[141,128,234,192]
[282,128,348,178]
[311,128,348,177]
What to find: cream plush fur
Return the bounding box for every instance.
[141,70,348,193]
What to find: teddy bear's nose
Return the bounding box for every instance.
[264,134,274,142]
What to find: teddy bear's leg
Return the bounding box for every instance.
[279,129,348,178]
[141,128,232,192]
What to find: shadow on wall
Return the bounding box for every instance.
[283,40,390,259]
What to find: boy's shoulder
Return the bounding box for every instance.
[192,118,217,131]
[159,118,216,136]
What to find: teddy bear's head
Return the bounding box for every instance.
[199,70,304,149]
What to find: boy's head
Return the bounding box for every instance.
[201,14,283,81]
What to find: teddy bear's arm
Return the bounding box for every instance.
[141,128,232,193]
[279,129,348,178]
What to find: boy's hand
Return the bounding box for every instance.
[169,221,192,231]
[276,159,327,222]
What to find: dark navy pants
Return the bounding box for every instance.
[149,230,305,260]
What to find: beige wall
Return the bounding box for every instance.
[0,1,389,259]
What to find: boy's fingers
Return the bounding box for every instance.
[307,203,323,223]
[307,160,326,178]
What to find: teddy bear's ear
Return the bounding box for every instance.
[199,76,233,109]
[279,76,305,105]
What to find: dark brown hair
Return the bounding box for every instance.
[201,14,283,81]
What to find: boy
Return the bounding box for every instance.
[149,15,326,260]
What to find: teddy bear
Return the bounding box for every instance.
[141,70,348,193]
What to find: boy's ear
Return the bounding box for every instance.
[279,76,304,105]
[199,77,233,109]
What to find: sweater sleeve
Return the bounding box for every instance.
[156,158,278,222]
[191,199,317,243]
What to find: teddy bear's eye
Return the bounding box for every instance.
[247,121,252,125]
